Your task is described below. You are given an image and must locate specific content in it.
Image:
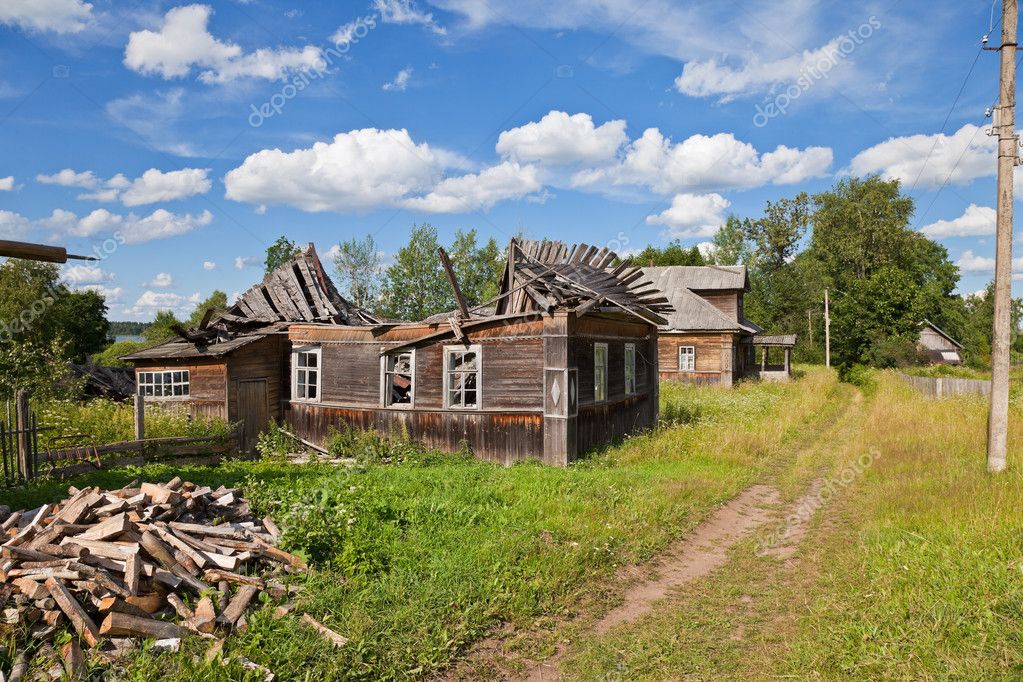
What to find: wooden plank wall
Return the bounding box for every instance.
[226,336,285,422]
[132,359,227,420]
[657,332,735,385]
[694,291,740,318]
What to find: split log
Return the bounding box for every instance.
[218,585,258,627]
[45,578,99,647]
[300,614,349,648]
[100,611,184,640]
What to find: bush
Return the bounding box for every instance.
[324,423,449,466]
[255,419,299,461]
[838,363,876,392]
[864,336,927,369]
[92,340,146,368]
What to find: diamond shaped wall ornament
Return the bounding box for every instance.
[551,377,561,406]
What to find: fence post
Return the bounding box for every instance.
[15,390,30,480]
[134,394,145,458]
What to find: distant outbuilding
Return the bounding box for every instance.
[917,320,964,365]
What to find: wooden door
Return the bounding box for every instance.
[237,379,269,453]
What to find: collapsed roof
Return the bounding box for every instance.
[122,244,374,360]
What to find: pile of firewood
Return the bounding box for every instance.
[0,477,330,680]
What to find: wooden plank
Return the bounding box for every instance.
[45,578,99,647]
[100,611,184,640]
[218,584,258,627]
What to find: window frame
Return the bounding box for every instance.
[678,345,696,372]
[291,345,322,403]
[381,349,416,407]
[624,343,637,395]
[594,342,608,403]
[136,369,190,399]
[443,344,482,410]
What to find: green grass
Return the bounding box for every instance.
[1,369,842,681]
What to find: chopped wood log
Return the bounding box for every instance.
[252,541,307,571]
[12,578,49,600]
[45,578,99,647]
[100,612,184,640]
[60,640,86,680]
[74,513,130,542]
[191,596,217,634]
[218,585,258,627]
[140,483,181,506]
[97,596,152,619]
[166,593,193,620]
[301,614,349,648]
[204,569,263,588]
[217,581,230,612]
[125,593,166,615]
[124,553,141,596]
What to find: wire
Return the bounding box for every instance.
[907,48,983,196]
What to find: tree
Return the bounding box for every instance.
[449,229,502,308]
[633,240,706,266]
[265,235,301,273]
[379,224,451,321]
[143,310,183,343]
[744,193,811,274]
[0,337,78,400]
[333,235,382,309]
[92,340,146,368]
[51,289,109,361]
[710,215,749,265]
[188,290,228,328]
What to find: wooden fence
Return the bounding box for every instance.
[2,394,239,486]
[897,373,992,398]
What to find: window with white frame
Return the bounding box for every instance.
[383,351,414,406]
[624,343,637,395]
[444,345,481,409]
[292,346,321,401]
[678,345,696,371]
[137,370,189,398]
[594,342,608,402]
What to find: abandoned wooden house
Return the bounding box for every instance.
[638,265,763,386]
[121,245,379,451]
[124,240,670,465]
[917,320,965,365]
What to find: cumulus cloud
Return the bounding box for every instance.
[203,260,217,270]
[129,290,202,317]
[37,168,99,188]
[0,0,92,34]
[0,176,15,191]
[234,256,260,270]
[675,37,851,101]
[38,167,210,205]
[34,206,211,243]
[373,0,445,35]
[63,265,115,285]
[382,67,413,92]
[921,204,996,238]
[496,111,627,166]
[124,4,322,84]
[847,124,994,189]
[954,250,1023,273]
[224,128,446,212]
[0,211,30,238]
[147,272,174,288]
[645,193,731,238]
[572,128,832,194]
[79,285,124,302]
[403,162,541,213]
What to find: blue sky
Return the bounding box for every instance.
[0,0,1017,321]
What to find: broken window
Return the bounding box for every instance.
[624,343,636,395]
[383,351,414,406]
[137,370,189,398]
[293,346,321,401]
[445,345,481,409]
[594,342,608,402]
[678,345,695,371]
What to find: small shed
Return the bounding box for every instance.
[751,335,797,381]
[917,320,964,365]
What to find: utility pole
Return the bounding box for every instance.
[824,289,831,368]
[988,0,1017,474]
[808,310,814,349]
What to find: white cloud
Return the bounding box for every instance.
[675,37,848,101]
[573,128,832,194]
[847,124,993,189]
[129,290,202,317]
[63,265,114,285]
[37,168,99,188]
[124,4,322,84]
[403,162,541,213]
[203,260,217,270]
[120,209,212,244]
[147,272,174,288]
[645,192,731,238]
[106,88,201,158]
[234,256,260,270]
[382,66,413,92]
[0,176,15,191]
[956,250,994,272]
[0,0,92,34]
[120,168,212,206]
[921,204,996,238]
[79,285,124,303]
[373,0,445,35]
[0,211,30,238]
[496,111,627,166]
[225,128,446,212]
